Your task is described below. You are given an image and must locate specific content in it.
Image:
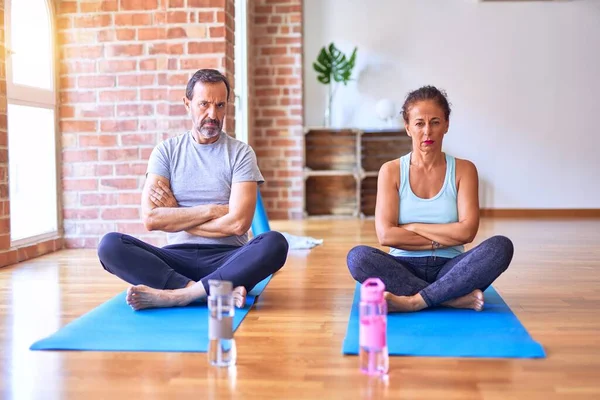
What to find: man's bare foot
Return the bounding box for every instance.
[233,286,247,308]
[126,285,192,311]
[442,289,484,311]
[384,292,428,313]
[126,284,248,311]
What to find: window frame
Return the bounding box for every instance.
[234,0,249,144]
[5,0,62,247]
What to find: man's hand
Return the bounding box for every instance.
[142,174,224,232]
[150,180,178,208]
[187,182,257,237]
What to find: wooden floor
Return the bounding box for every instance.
[1,218,599,399]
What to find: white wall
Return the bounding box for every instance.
[303,0,600,209]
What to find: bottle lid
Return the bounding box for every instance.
[208,279,233,296]
[360,278,385,302]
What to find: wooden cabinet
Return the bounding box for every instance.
[303,128,412,218]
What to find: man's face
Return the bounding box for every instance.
[183,81,228,144]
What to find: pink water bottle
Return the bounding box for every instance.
[359,278,389,375]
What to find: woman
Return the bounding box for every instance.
[347,86,513,312]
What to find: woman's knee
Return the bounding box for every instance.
[486,235,514,269]
[488,235,514,254]
[346,245,374,280]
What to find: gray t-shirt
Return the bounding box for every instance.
[146,131,264,246]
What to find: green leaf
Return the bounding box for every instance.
[314,42,358,86]
[328,43,337,57]
[313,62,328,74]
[347,47,357,69]
[332,71,344,83]
[316,48,331,68]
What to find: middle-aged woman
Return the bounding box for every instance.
[347,86,514,312]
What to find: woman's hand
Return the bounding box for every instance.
[400,223,416,232]
[375,162,432,250]
[401,159,480,246]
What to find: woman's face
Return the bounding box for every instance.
[404,100,449,153]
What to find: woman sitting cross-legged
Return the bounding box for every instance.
[347,86,514,312]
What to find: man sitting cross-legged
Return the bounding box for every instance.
[97,69,289,311]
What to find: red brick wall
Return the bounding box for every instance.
[1,0,303,260]
[249,0,303,220]
[58,0,235,248]
[0,1,63,268]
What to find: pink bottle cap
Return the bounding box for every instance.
[361,278,385,302]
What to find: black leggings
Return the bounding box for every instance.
[97,231,289,295]
[347,236,514,306]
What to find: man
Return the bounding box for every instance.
[97,69,289,311]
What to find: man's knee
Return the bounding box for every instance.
[256,231,289,262]
[269,231,289,258]
[97,232,124,266]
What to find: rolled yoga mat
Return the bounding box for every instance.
[30,276,272,352]
[342,283,545,358]
[251,188,271,236]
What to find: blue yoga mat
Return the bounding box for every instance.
[342,284,545,358]
[30,276,272,352]
[251,188,271,236]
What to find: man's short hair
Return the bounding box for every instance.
[185,69,231,101]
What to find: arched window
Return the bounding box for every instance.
[235,0,249,144]
[6,0,58,243]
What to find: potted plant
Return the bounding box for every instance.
[313,42,357,127]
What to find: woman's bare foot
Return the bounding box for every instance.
[384,292,428,313]
[126,285,192,311]
[442,289,484,311]
[233,286,247,308]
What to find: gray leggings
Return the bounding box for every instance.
[347,235,514,307]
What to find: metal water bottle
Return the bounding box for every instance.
[208,280,236,367]
[359,278,389,375]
